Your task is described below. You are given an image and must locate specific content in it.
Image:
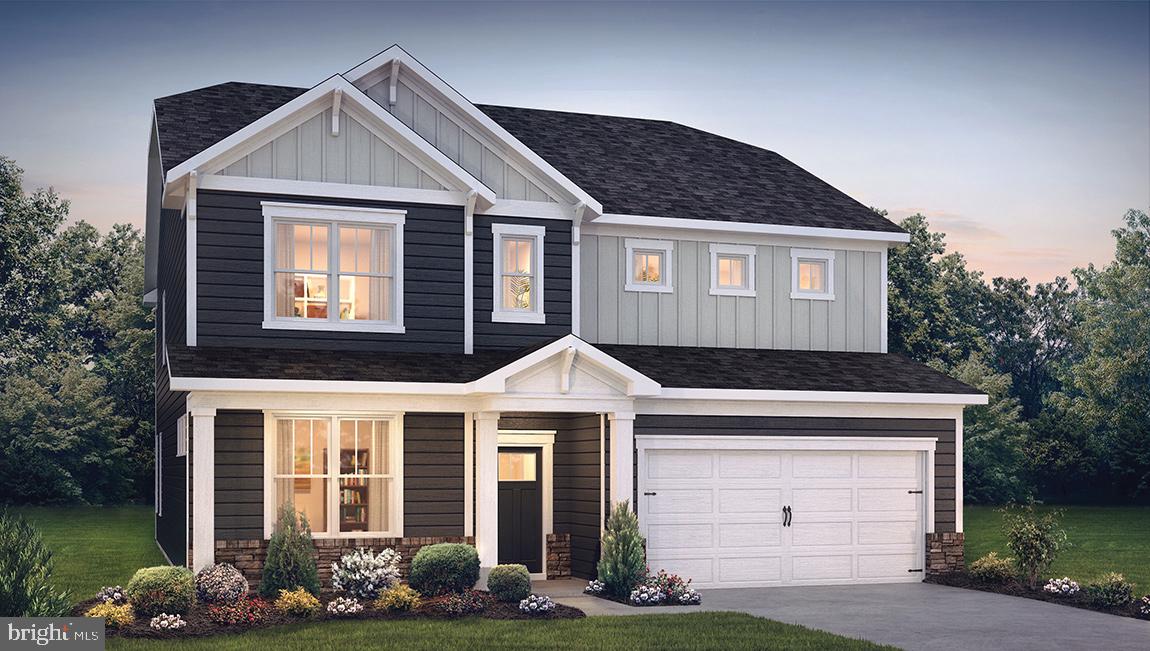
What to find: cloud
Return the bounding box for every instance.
[888,208,1005,241]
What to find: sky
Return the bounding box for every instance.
[1,1,1147,283]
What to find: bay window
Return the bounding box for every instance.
[262,202,404,333]
[492,223,546,323]
[266,413,402,538]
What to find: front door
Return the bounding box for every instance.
[497,447,543,573]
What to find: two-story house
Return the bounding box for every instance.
[146,46,985,589]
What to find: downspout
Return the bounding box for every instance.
[599,412,606,535]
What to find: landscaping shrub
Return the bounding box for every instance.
[1043,577,1081,596]
[969,552,1017,584]
[408,543,480,596]
[149,613,187,631]
[195,563,249,604]
[583,579,605,596]
[207,598,270,626]
[0,511,71,616]
[96,585,128,605]
[486,564,531,602]
[648,569,701,604]
[1140,595,1150,618]
[629,584,666,606]
[518,594,556,615]
[84,602,134,628]
[597,501,647,598]
[432,589,490,616]
[1002,505,1067,588]
[331,547,400,599]
[373,584,422,612]
[274,587,321,617]
[259,504,320,597]
[1086,572,1135,608]
[125,566,195,616]
[326,596,364,617]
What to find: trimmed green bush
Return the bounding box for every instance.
[0,511,71,616]
[968,552,1017,584]
[1087,572,1135,608]
[487,564,531,602]
[259,504,320,597]
[597,501,647,598]
[408,543,479,596]
[1002,504,1067,588]
[125,565,194,616]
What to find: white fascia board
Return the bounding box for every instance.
[163,75,496,208]
[656,387,989,405]
[171,376,470,395]
[594,213,911,244]
[345,45,602,215]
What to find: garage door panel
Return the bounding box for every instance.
[792,554,853,581]
[792,487,852,512]
[791,521,852,547]
[719,452,782,479]
[648,523,712,550]
[858,553,918,579]
[792,453,853,478]
[858,488,917,512]
[719,488,781,513]
[857,454,918,479]
[719,521,782,548]
[649,488,712,514]
[858,520,918,546]
[650,557,714,584]
[648,452,712,479]
[719,556,782,583]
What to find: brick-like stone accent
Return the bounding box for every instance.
[215,536,474,587]
[926,532,965,575]
[546,533,571,580]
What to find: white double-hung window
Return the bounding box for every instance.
[265,413,402,538]
[709,243,756,297]
[492,223,546,324]
[262,202,405,333]
[790,248,835,300]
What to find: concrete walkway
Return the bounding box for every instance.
[539,580,1150,651]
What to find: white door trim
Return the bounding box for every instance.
[498,430,555,581]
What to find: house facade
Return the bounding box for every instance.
[146,46,985,588]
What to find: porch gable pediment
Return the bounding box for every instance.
[472,335,660,398]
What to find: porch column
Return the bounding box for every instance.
[190,407,216,571]
[608,412,635,509]
[474,411,501,572]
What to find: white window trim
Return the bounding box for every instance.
[262,411,405,539]
[709,243,757,297]
[790,248,836,300]
[176,413,188,458]
[491,223,546,324]
[261,201,406,333]
[624,238,674,293]
[155,432,162,516]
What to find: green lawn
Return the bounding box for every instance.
[964,505,1150,588]
[106,613,894,651]
[13,505,165,603]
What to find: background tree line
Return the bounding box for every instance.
[0,154,1146,505]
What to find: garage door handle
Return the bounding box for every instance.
[782,505,791,527]
[907,490,923,494]
[643,491,657,496]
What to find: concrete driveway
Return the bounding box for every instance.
[546,581,1150,650]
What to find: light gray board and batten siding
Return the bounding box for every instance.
[362,76,558,203]
[633,415,958,533]
[580,235,883,352]
[212,411,465,540]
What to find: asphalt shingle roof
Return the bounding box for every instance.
[153,82,903,233]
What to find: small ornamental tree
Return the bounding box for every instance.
[0,511,70,616]
[1002,504,1067,588]
[259,504,320,597]
[597,501,647,598]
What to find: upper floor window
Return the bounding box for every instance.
[262,202,405,333]
[790,248,835,300]
[709,243,756,297]
[625,238,674,293]
[492,223,546,324]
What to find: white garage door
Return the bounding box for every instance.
[639,446,926,588]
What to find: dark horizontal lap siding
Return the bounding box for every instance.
[195,190,464,352]
[634,415,958,534]
[212,411,467,540]
[474,216,572,350]
[156,207,188,566]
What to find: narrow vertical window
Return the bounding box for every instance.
[492,223,546,323]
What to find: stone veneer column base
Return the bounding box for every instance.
[926,532,965,575]
[546,533,571,579]
[215,536,475,587]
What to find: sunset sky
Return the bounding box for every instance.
[1,1,1147,283]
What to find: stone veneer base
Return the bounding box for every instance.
[926,532,965,575]
[546,533,572,580]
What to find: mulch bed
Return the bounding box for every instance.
[926,573,1148,620]
[74,591,584,639]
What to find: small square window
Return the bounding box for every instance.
[709,244,756,297]
[790,248,835,300]
[632,250,664,285]
[797,260,826,293]
[625,239,674,293]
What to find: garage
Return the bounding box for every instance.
[637,437,934,588]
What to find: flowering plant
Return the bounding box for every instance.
[326,596,364,617]
[275,587,321,617]
[433,590,491,616]
[373,584,423,612]
[195,563,249,604]
[647,569,701,604]
[96,585,128,605]
[85,602,133,628]
[1140,595,1150,618]
[583,580,605,596]
[207,598,270,625]
[518,594,556,615]
[629,584,666,606]
[1042,577,1080,596]
[149,613,186,631]
[331,548,401,599]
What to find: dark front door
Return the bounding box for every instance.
[497,447,543,573]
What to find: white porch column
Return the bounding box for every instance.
[474,411,500,571]
[190,407,216,571]
[608,412,635,509]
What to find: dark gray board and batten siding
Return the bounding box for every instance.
[212,411,465,540]
[156,207,189,567]
[194,190,465,353]
[632,415,958,533]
